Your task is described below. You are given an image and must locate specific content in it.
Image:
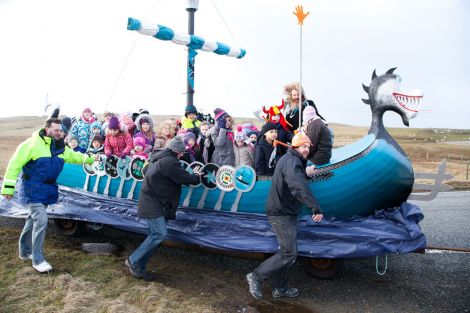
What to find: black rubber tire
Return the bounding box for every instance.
[299,257,343,279]
[54,219,87,236]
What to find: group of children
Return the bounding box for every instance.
[61,81,332,176]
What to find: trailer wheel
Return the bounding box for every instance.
[299,257,343,279]
[54,219,86,236]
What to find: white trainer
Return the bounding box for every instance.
[19,254,32,261]
[33,261,53,273]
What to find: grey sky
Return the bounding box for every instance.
[0,0,468,129]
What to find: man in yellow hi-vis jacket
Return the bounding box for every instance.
[1,118,97,273]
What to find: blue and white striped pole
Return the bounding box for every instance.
[127,17,246,106]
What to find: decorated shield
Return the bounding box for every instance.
[215,165,235,192]
[117,156,132,179]
[130,157,146,181]
[92,154,107,176]
[233,165,256,192]
[179,160,189,170]
[105,155,119,178]
[187,161,203,187]
[200,163,219,190]
[83,153,96,176]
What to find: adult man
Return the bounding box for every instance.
[246,132,323,299]
[302,106,332,166]
[126,136,201,281]
[1,118,96,273]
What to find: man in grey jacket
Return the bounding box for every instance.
[125,136,201,281]
[246,132,323,299]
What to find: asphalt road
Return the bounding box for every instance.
[1,191,469,313]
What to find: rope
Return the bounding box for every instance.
[210,0,241,48]
[103,0,163,112]
[375,255,388,276]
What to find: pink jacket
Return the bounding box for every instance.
[104,131,134,157]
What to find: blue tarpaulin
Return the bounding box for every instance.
[0,186,426,258]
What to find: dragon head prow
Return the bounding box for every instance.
[362,68,424,129]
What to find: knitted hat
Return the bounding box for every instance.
[66,134,78,144]
[91,121,101,130]
[214,108,227,121]
[234,125,248,141]
[182,131,196,145]
[260,122,277,136]
[302,106,317,123]
[108,116,121,130]
[185,104,198,116]
[83,107,92,113]
[291,132,311,148]
[120,112,134,128]
[247,130,259,139]
[133,136,146,148]
[139,108,149,115]
[166,136,186,153]
[62,116,72,133]
[91,134,103,144]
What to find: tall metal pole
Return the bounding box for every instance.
[298,25,303,130]
[186,0,199,106]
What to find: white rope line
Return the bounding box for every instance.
[210,0,241,48]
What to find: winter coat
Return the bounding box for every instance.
[1,129,94,204]
[266,148,321,216]
[254,137,278,176]
[305,119,332,165]
[87,145,104,155]
[200,130,215,163]
[137,149,200,219]
[70,119,92,151]
[233,143,254,168]
[104,131,134,157]
[211,126,235,166]
[181,116,201,137]
[285,99,325,131]
[274,123,293,156]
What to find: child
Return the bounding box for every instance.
[134,114,156,150]
[104,116,134,158]
[181,104,201,137]
[197,121,214,164]
[154,119,178,150]
[67,134,86,153]
[263,101,293,156]
[181,131,203,164]
[254,122,278,176]
[233,126,254,168]
[211,108,235,166]
[87,135,104,154]
[70,107,95,151]
[132,136,148,160]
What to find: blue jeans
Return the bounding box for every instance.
[253,215,298,290]
[129,216,167,272]
[19,203,48,265]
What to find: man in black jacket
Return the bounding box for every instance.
[126,136,201,281]
[246,132,323,299]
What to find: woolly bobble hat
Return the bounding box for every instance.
[214,108,227,121]
[185,104,198,116]
[62,116,72,133]
[260,122,277,136]
[302,106,317,123]
[291,132,311,148]
[91,134,103,144]
[133,136,147,148]
[182,131,196,145]
[166,136,186,153]
[108,116,121,130]
[83,107,92,113]
[234,125,248,141]
[120,112,134,128]
[91,121,101,130]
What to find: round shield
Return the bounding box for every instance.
[116,156,132,179]
[83,153,96,176]
[215,165,235,192]
[92,155,107,176]
[233,165,257,192]
[187,161,203,187]
[130,157,146,181]
[105,155,119,178]
[200,163,219,190]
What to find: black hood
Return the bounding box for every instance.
[149,148,174,163]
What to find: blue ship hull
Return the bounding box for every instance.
[57,133,413,218]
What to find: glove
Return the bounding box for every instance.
[217,117,227,130]
[120,153,128,159]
